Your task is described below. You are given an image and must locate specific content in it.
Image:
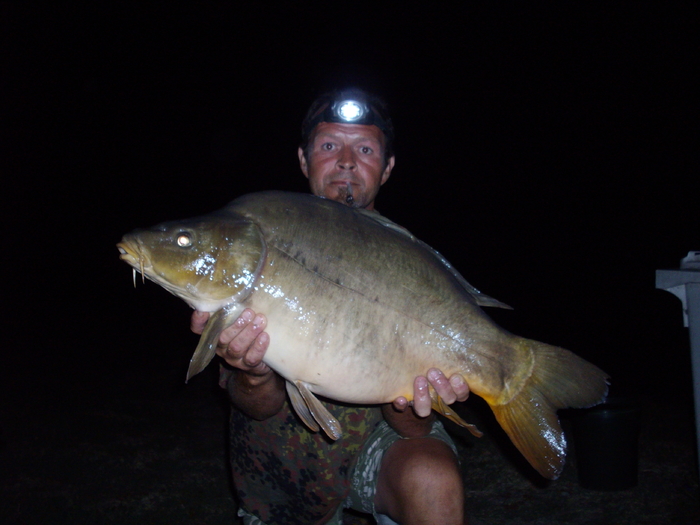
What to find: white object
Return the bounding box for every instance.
[656,251,700,468]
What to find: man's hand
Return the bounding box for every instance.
[383,369,469,438]
[192,308,285,419]
[393,369,469,417]
[191,308,271,377]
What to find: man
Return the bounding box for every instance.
[192,89,471,524]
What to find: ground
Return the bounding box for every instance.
[2,358,699,525]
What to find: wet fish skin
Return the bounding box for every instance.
[117,191,608,479]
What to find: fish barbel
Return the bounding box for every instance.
[117,191,608,479]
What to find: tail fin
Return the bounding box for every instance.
[490,338,609,479]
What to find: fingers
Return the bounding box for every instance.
[218,310,264,352]
[392,396,409,412]
[220,332,271,375]
[191,310,210,334]
[412,376,432,417]
[408,369,470,418]
[240,332,270,370]
[212,309,272,376]
[426,369,470,404]
[448,373,470,402]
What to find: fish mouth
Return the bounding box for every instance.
[117,241,152,284]
[117,242,144,266]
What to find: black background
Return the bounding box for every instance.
[2,4,698,412]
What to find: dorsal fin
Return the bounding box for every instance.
[357,209,512,310]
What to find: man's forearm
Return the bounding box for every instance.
[227,369,287,420]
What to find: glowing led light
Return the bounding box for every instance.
[338,101,363,122]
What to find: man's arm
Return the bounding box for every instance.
[191,309,285,420]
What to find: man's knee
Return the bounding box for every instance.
[394,438,461,491]
[375,437,464,522]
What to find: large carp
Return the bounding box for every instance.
[117,191,608,479]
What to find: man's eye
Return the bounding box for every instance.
[360,146,373,154]
[321,143,334,151]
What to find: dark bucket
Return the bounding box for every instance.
[571,398,642,490]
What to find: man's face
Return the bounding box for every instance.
[298,122,395,211]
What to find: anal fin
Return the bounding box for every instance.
[430,387,483,438]
[287,380,343,440]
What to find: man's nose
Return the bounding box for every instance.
[336,148,356,170]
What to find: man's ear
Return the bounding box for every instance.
[381,156,395,185]
[298,147,309,178]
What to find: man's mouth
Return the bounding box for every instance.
[332,181,358,207]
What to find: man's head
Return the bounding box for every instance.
[298,89,395,211]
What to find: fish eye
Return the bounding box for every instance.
[177,232,192,247]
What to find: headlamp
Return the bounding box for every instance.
[335,100,366,122]
[302,90,392,141]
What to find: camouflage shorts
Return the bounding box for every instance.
[238,420,456,525]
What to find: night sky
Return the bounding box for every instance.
[3,4,698,410]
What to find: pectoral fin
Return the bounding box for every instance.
[287,380,343,440]
[430,387,483,438]
[186,304,243,382]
